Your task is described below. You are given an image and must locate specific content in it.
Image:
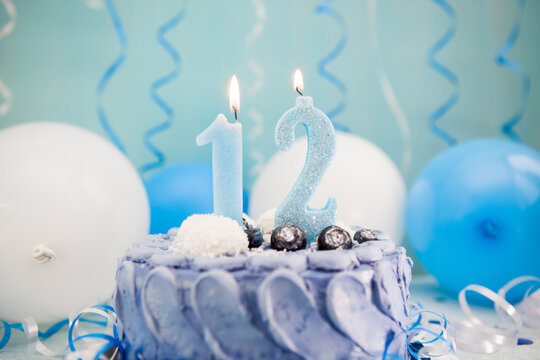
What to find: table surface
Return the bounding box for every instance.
[1,275,539,359]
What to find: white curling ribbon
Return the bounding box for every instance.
[245,0,266,46]
[454,277,540,354]
[22,317,61,358]
[367,0,412,175]
[498,276,540,328]
[245,1,267,178]
[0,0,16,117]
[0,0,16,38]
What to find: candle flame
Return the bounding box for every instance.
[229,75,240,117]
[293,69,304,94]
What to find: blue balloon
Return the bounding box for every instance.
[407,138,540,296]
[145,162,249,234]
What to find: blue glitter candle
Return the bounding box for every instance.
[274,70,337,242]
[196,76,243,224]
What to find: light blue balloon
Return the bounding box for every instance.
[145,162,249,234]
[407,138,540,296]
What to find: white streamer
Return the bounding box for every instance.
[246,0,266,46]
[22,317,60,358]
[367,0,412,175]
[246,0,267,178]
[454,276,540,354]
[0,0,16,117]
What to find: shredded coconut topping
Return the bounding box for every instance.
[171,214,248,256]
[256,208,277,235]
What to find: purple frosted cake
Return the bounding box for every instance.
[113,211,413,359]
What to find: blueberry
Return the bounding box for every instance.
[353,228,379,244]
[317,225,352,250]
[271,225,307,251]
[245,228,264,249]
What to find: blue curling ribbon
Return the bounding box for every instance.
[96,0,128,155]
[67,304,125,359]
[496,0,529,142]
[140,6,186,175]
[314,0,350,132]
[407,309,455,359]
[0,318,68,350]
[427,0,458,146]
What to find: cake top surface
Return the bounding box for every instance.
[124,208,411,273]
[125,230,408,273]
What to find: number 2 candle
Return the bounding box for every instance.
[197,76,243,224]
[274,70,337,242]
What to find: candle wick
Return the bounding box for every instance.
[296,87,303,96]
[233,106,238,121]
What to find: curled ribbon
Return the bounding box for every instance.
[495,0,529,142]
[97,0,128,155]
[0,305,121,359]
[0,0,16,118]
[455,276,540,353]
[407,305,457,359]
[314,0,350,132]
[67,304,123,359]
[140,5,186,175]
[246,0,266,178]
[367,0,412,175]
[428,0,458,146]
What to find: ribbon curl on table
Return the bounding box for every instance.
[455,276,540,354]
[140,5,186,175]
[428,0,458,146]
[495,0,529,142]
[0,305,121,359]
[367,0,412,175]
[406,305,457,359]
[0,0,16,118]
[315,0,349,132]
[97,0,128,155]
[246,0,266,178]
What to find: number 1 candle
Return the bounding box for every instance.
[197,75,243,224]
[274,70,337,242]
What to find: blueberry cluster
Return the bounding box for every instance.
[243,220,381,252]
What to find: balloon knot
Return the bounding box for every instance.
[32,244,56,263]
[481,220,499,238]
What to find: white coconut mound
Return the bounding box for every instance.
[256,208,277,235]
[171,214,248,256]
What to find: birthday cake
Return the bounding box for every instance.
[112,210,413,359]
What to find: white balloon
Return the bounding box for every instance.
[0,122,149,323]
[250,132,406,242]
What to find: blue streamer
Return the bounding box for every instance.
[428,0,459,146]
[96,0,128,155]
[315,0,350,132]
[496,0,529,142]
[140,6,186,175]
[0,304,118,359]
[67,305,125,359]
[407,309,455,359]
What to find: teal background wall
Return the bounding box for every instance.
[0,0,539,188]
